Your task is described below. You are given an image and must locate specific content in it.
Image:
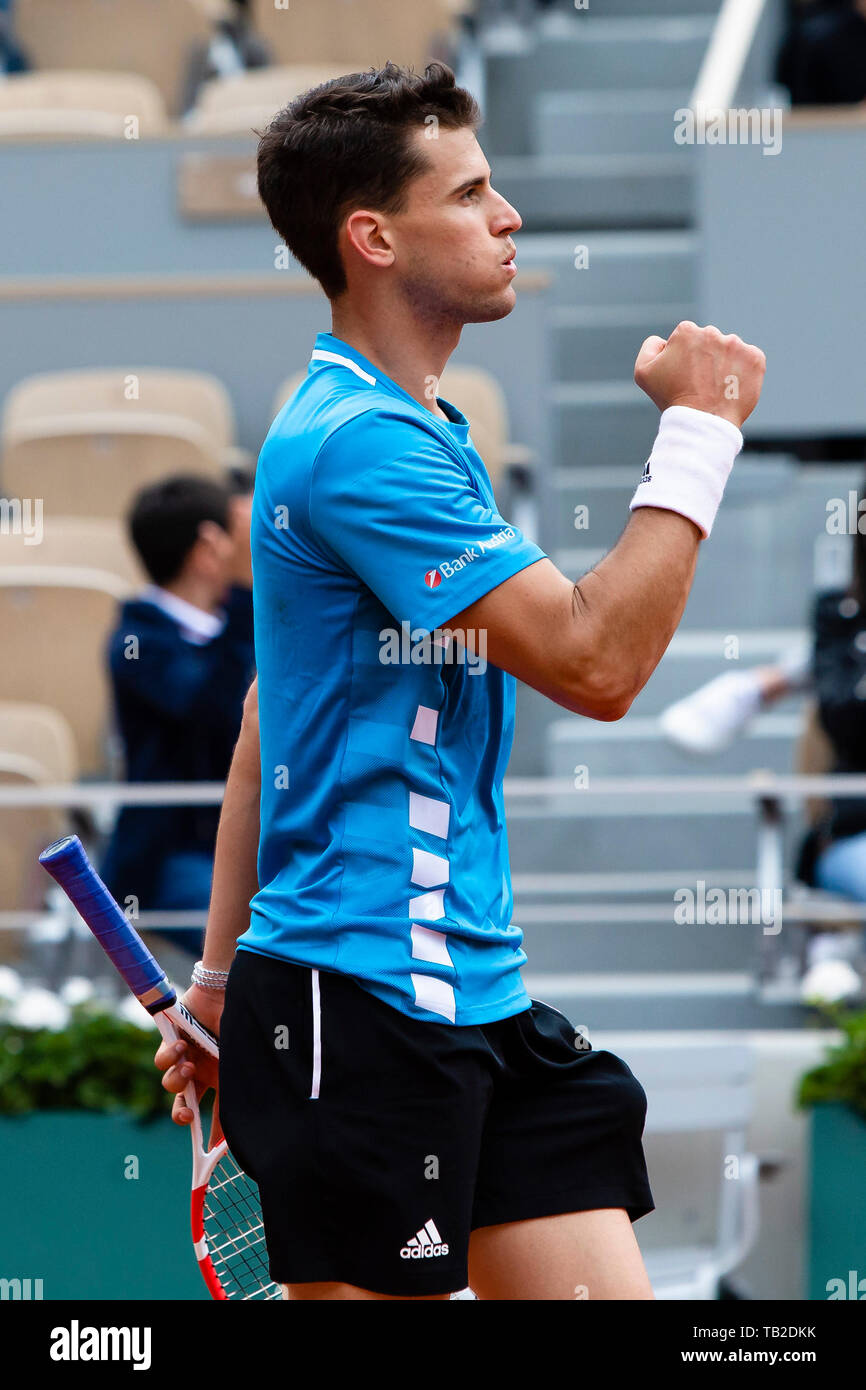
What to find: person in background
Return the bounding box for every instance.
[660,646,812,759]
[181,0,269,114]
[100,472,255,956]
[797,493,866,998]
[0,0,27,74]
[776,0,866,105]
[662,480,866,1003]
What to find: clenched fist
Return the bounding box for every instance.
[634,321,766,429]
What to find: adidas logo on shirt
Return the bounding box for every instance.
[400,1219,449,1259]
[640,458,652,484]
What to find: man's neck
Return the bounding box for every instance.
[329,301,461,420]
[160,575,223,616]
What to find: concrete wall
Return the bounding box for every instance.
[697,115,866,437]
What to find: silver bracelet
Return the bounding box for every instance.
[192,961,230,991]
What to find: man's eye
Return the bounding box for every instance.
[463,188,479,202]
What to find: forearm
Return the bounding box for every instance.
[570,506,700,716]
[201,679,261,972]
[568,403,745,714]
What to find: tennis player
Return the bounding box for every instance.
[156,62,766,1300]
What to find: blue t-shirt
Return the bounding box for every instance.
[239,331,547,1024]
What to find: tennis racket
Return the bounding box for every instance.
[39,834,281,1301]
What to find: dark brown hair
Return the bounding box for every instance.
[257,61,481,300]
[129,475,234,586]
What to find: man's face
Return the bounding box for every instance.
[385,126,522,327]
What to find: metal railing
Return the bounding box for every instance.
[691,0,772,117]
[3,775,866,936]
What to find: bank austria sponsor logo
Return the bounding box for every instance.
[426,526,517,585]
[400,1218,449,1259]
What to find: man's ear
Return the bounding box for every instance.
[196,519,228,546]
[193,519,233,570]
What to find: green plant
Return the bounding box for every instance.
[0,1005,165,1120]
[797,1005,866,1121]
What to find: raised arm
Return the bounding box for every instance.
[445,322,766,718]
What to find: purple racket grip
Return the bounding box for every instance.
[39,835,176,1014]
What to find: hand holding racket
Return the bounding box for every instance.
[155,981,222,1135]
[39,834,280,1301]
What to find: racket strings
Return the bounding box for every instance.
[203,1154,282,1300]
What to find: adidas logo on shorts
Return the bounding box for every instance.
[400,1219,449,1260]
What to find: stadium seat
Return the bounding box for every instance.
[0,517,146,589]
[0,703,77,913]
[0,72,168,140]
[14,0,228,116]
[1,369,239,520]
[185,65,352,134]
[1,428,227,520]
[4,368,240,463]
[0,567,131,776]
[250,0,458,70]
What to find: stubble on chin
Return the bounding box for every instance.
[401,269,517,329]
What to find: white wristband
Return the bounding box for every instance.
[629,405,744,539]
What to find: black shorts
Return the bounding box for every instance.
[219,949,654,1297]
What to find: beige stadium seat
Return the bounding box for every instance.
[1,368,236,520]
[0,72,168,140]
[14,0,227,116]
[272,363,534,494]
[0,517,147,588]
[186,64,352,134]
[0,568,132,776]
[250,0,458,69]
[0,703,77,913]
[4,368,239,462]
[437,365,535,493]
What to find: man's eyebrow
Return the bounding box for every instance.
[449,171,490,197]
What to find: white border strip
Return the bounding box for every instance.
[310,968,321,1100]
[310,349,376,386]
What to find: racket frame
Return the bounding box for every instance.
[38,834,274,1300]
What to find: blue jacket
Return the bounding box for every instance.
[100,587,255,907]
